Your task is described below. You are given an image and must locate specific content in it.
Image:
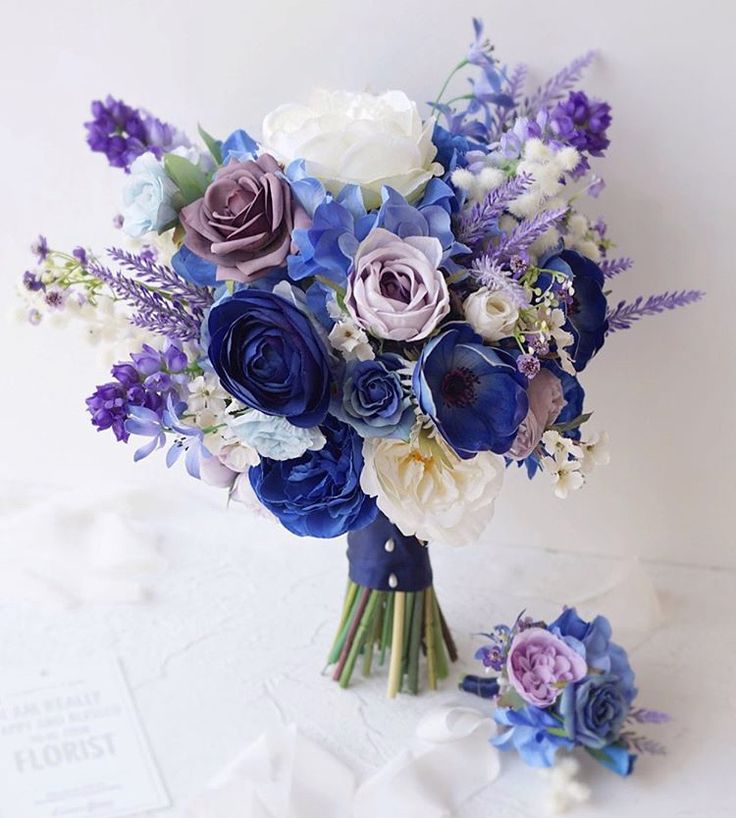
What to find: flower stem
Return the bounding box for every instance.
[332,586,370,681]
[379,592,394,666]
[432,59,470,117]
[425,588,438,690]
[387,592,406,698]
[408,590,425,695]
[340,591,380,688]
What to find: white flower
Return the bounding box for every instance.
[542,430,583,461]
[122,152,179,238]
[328,320,374,361]
[187,374,229,422]
[360,426,504,546]
[463,287,519,341]
[544,454,585,499]
[228,410,326,461]
[217,440,259,472]
[579,430,610,474]
[262,89,443,208]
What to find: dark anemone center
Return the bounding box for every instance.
[440,367,479,408]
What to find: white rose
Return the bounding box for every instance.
[262,90,443,208]
[463,287,520,341]
[361,428,504,547]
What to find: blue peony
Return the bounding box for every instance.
[493,706,574,768]
[249,416,378,538]
[332,354,413,439]
[542,250,609,371]
[413,323,528,458]
[207,289,332,428]
[560,674,630,750]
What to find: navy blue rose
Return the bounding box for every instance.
[207,289,332,428]
[248,416,378,538]
[413,323,529,458]
[560,674,629,750]
[332,354,413,439]
[543,250,609,372]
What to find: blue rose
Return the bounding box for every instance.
[332,354,413,439]
[207,289,332,428]
[249,416,378,538]
[542,250,608,371]
[413,322,528,458]
[493,706,574,768]
[560,674,629,750]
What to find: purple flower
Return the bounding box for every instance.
[85,341,188,443]
[506,627,587,707]
[72,246,88,265]
[516,353,540,379]
[84,95,188,171]
[549,91,612,157]
[31,235,49,262]
[22,271,43,291]
[181,154,307,283]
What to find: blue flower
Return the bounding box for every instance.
[375,182,467,269]
[122,152,179,237]
[549,607,637,702]
[332,354,413,439]
[221,129,259,163]
[207,289,333,428]
[413,323,528,458]
[171,245,218,287]
[542,250,608,371]
[560,674,630,750]
[493,706,574,768]
[249,416,378,538]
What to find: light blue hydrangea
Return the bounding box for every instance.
[228,410,326,461]
[122,152,179,237]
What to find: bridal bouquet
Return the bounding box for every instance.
[18,20,701,696]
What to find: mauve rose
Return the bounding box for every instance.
[345,228,450,342]
[508,368,566,459]
[180,154,306,283]
[507,627,587,708]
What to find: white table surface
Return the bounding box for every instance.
[1,481,733,817]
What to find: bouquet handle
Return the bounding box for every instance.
[326,513,457,697]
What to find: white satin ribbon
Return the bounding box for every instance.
[183,706,499,818]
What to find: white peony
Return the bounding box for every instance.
[361,427,504,547]
[262,90,443,209]
[463,287,520,341]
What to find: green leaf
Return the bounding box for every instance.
[163,153,210,205]
[198,123,223,165]
[550,412,593,434]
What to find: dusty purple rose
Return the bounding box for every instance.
[508,368,565,459]
[180,154,306,283]
[507,627,587,707]
[345,228,450,342]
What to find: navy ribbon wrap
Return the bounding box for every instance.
[347,512,433,592]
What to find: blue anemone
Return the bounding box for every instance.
[413,323,529,458]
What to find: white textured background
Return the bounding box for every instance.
[1,2,735,816]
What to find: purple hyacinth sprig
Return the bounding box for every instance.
[606,290,705,333]
[454,172,532,248]
[522,51,597,117]
[84,95,188,171]
[107,247,213,311]
[87,259,204,341]
[600,256,633,279]
[486,206,568,264]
